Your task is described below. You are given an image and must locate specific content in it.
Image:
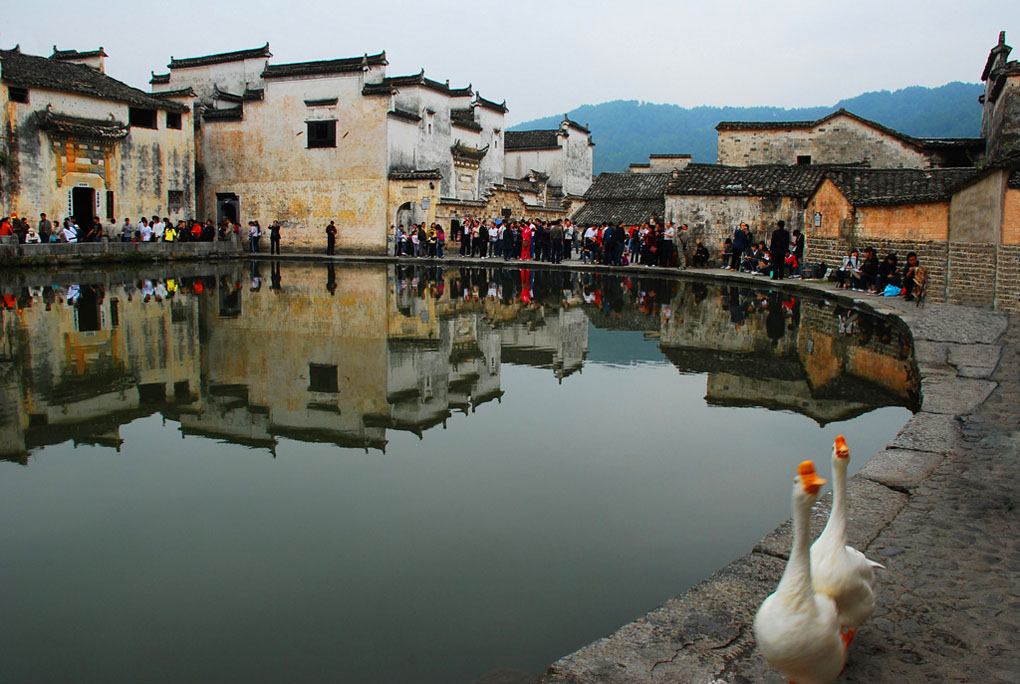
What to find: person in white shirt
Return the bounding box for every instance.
[24,227,41,244]
[139,218,152,242]
[61,220,78,243]
[150,215,164,241]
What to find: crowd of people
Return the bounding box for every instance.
[393,217,718,269]
[0,212,245,245]
[831,248,926,301]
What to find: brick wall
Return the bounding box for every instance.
[947,242,998,307]
[995,243,1020,314]
[804,235,949,303]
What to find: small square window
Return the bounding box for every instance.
[168,190,184,211]
[797,155,812,165]
[307,120,336,148]
[129,108,157,129]
[8,87,29,104]
[166,111,182,129]
[308,364,339,393]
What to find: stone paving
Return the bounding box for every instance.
[532,284,1020,683]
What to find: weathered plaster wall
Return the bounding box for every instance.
[3,88,193,225]
[717,114,932,168]
[665,194,806,256]
[198,73,389,252]
[505,147,562,183]
[157,57,270,104]
[475,105,505,196]
[563,126,594,197]
[949,171,1005,243]
[855,203,950,243]
[1002,186,1020,245]
[985,74,1020,161]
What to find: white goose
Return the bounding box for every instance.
[810,435,884,645]
[755,461,846,684]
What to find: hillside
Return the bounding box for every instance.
[511,83,984,174]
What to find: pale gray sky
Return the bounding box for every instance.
[4,0,1016,124]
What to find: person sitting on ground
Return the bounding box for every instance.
[903,252,924,301]
[837,248,862,289]
[877,253,900,290]
[754,247,771,275]
[861,247,880,293]
[24,226,41,244]
[693,238,709,268]
[721,237,733,268]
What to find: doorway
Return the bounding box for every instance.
[72,187,95,231]
[217,193,239,226]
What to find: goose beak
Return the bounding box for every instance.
[798,460,827,495]
[835,435,849,459]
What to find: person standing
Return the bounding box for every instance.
[550,220,564,264]
[731,222,749,271]
[269,220,282,255]
[248,221,260,253]
[326,220,337,255]
[769,219,791,280]
[38,213,52,244]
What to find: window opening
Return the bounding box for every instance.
[129,108,158,129]
[307,121,336,148]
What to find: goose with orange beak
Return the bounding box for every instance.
[755,461,846,684]
[811,435,885,647]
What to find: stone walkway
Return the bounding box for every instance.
[535,295,1020,683]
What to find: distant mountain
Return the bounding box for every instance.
[511,83,984,174]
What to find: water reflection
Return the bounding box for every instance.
[0,262,917,463]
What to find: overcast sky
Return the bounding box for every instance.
[3,1,1015,124]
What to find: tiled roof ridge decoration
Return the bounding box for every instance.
[451,141,489,162]
[475,94,508,113]
[715,108,976,152]
[383,70,472,97]
[51,46,107,60]
[450,108,482,131]
[0,47,188,113]
[149,72,171,84]
[649,153,692,158]
[35,110,129,142]
[561,115,590,134]
[981,31,1011,82]
[169,43,272,70]
[388,168,442,180]
[262,51,387,79]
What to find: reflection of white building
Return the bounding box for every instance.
[499,306,588,380]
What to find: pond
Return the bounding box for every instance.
[0,261,918,684]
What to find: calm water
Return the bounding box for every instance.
[0,262,917,684]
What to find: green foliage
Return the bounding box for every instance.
[512,83,984,174]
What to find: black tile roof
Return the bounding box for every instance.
[51,46,107,60]
[505,129,561,150]
[451,142,488,161]
[451,108,482,131]
[1009,170,1020,190]
[149,72,170,84]
[562,116,589,134]
[362,82,395,97]
[0,47,187,112]
[387,109,421,123]
[665,164,830,198]
[304,97,338,107]
[572,199,664,226]
[152,87,196,98]
[383,70,471,96]
[572,172,671,225]
[649,153,691,159]
[819,167,979,206]
[169,43,271,69]
[36,111,128,142]
[475,94,507,113]
[389,169,442,180]
[242,87,264,101]
[202,106,243,122]
[263,52,387,79]
[583,172,672,200]
[213,86,243,103]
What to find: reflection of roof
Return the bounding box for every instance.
[0,47,187,112]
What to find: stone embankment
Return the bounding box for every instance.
[534,288,1019,683]
[0,238,241,266]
